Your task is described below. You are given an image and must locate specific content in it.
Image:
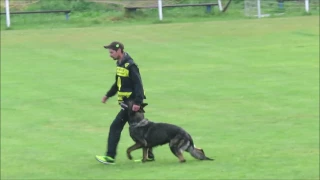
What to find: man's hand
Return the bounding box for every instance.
[132,104,140,111]
[101,96,108,103]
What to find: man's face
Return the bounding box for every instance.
[109,49,121,60]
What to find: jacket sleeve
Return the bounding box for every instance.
[105,76,118,97]
[129,64,144,105]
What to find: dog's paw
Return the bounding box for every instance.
[179,159,186,163]
[127,153,133,160]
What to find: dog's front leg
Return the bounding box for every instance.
[142,139,147,146]
[127,143,142,160]
[135,137,147,147]
[141,147,149,163]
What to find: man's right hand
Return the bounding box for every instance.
[101,96,108,103]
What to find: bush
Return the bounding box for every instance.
[24,0,122,12]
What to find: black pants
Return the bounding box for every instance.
[106,109,154,159]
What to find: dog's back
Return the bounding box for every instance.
[143,121,188,147]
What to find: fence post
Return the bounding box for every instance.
[158,0,163,21]
[305,0,309,13]
[5,0,11,28]
[65,12,69,20]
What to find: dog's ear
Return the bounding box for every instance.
[137,103,147,113]
[139,103,148,113]
[141,103,148,108]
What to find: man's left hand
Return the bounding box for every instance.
[132,104,140,111]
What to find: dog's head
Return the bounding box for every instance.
[120,99,148,123]
[120,99,148,113]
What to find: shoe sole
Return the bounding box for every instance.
[95,157,115,165]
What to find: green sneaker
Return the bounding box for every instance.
[95,155,115,165]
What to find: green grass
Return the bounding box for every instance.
[1,16,319,179]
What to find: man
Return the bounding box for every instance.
[95,41,155,165]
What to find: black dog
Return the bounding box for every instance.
[120,100,214,163]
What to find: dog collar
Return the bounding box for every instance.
[130,119,149,127]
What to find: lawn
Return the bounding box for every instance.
[1,16,319,179]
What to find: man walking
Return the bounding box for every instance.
[95,41,155,165]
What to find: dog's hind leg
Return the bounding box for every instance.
[176,151,186,163]
[169,141,186,163]
[126,143,142,160]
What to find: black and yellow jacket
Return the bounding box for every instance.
[106,52,145,105]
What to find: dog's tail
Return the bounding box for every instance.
[188,147,214,161]
[186,134,214,161]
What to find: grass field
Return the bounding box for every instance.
[1,16,319,179]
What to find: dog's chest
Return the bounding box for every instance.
[129,126,149,141]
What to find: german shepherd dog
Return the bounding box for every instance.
[120,100,214,163]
